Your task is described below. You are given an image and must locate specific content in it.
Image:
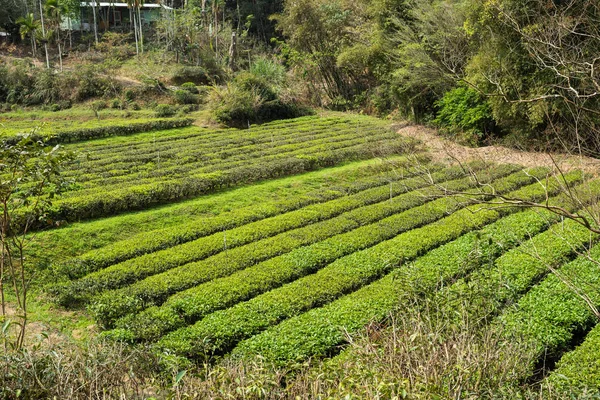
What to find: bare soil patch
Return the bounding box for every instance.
[399,124,600,176]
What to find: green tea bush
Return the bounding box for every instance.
[180,82,199,94]
[173,89,198,105]
[155,104,177,118]
[233,178,591,365]
[548,323,600,393]
[2,119,193,146]
[92,169,492,330]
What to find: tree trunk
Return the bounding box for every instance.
[39,0,50,69]
[137,6,144,53]
[91,0,99,45]
[228,31,237,70]
[58,34,63,72]
[131,8,139,55]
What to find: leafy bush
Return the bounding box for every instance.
[211,72,311,127]
[91,100,107,112]
[155,104,177,118]
[434,86,497,145]
[179,104,198,114]
[180,82,199,94]
[74,64,121,101]
[124,89,136,102]
[111,99,124,109]
[173,89,198,105]
[158,170,538,359]
[170,66,216,85]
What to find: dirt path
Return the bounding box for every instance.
[398,124,600,175]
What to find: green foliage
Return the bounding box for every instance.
[91,100,107,112]
[211,68,310,127]
[52,153,414,280]
[157,169,541,359]
[91,166,476,331]
[24,117,413,231]
[170,66,219,86]
[499,228,600,370]
[180,83,199,94]
[233,173,588,365]
[548,323,600,393]
[2,119,193,146]
[173,90,198,105]
[154,104,177,118]
[434,86,496,145]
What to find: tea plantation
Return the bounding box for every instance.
[21,113,600,393]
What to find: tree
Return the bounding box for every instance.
[127,0,145,55]
[0,134,72,350]
[16,13,39,57]
[45,0,66,71]
[38,0,51,69]
[463,0,600,155]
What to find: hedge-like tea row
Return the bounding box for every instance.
[87,165,521,327]
[57,163,456,306]
[547,322,600,392]
[68,127,399,188]
[152,170,554,358]
[2,118,194,146]
[38,157,419,271]
[64,120,389,179]
[67,119,362,175]
[74,115,350,157]
[431,205,600,328]
[65,131,403,197]
[499,240,600,368]
[153,207,499,358]
[228,178,592,365]
[106,169,520,339]
[113,169,568,342]
[58,157,437,278]
[65,123,368,181]
[36,137,415,226]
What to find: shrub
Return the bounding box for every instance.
[124,89,136,102]
[170,66,214,85]
[91,100,107,111]
[75,64,121,101]
[111,99,124,109]
[173,89,198,105]
[155,104,176,118]
[180,82,199,94]
[210,72,311,127]
[434,86,497,146]
[179,104,198,114]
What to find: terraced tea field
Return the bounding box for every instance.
[20,113,600,393]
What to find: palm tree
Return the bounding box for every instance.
[16,13,39,57]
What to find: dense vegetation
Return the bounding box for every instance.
[0,110,597,397]
[2,0,600,398]
[3,0,600,150]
